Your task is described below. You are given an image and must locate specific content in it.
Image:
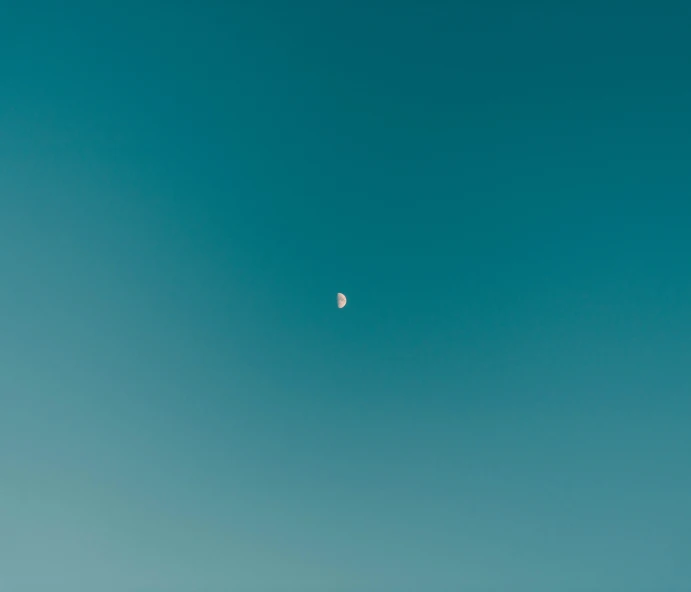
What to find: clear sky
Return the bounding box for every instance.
[1,2,690,591]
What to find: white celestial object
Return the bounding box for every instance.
[337,293,347,308]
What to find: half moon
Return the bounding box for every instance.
[337,293,347,308]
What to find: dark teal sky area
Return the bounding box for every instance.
[1,2,690,590]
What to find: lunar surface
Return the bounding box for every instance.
[337,293,347,308]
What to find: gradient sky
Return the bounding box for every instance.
[1,2,690,591]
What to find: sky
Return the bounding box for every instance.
[1,1,690,591]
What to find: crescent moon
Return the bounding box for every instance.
[337,293,347,308]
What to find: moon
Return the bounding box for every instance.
[337,293,347,308]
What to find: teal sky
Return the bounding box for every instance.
[1,2,690,590]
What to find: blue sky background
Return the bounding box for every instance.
[1,2,690,591]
